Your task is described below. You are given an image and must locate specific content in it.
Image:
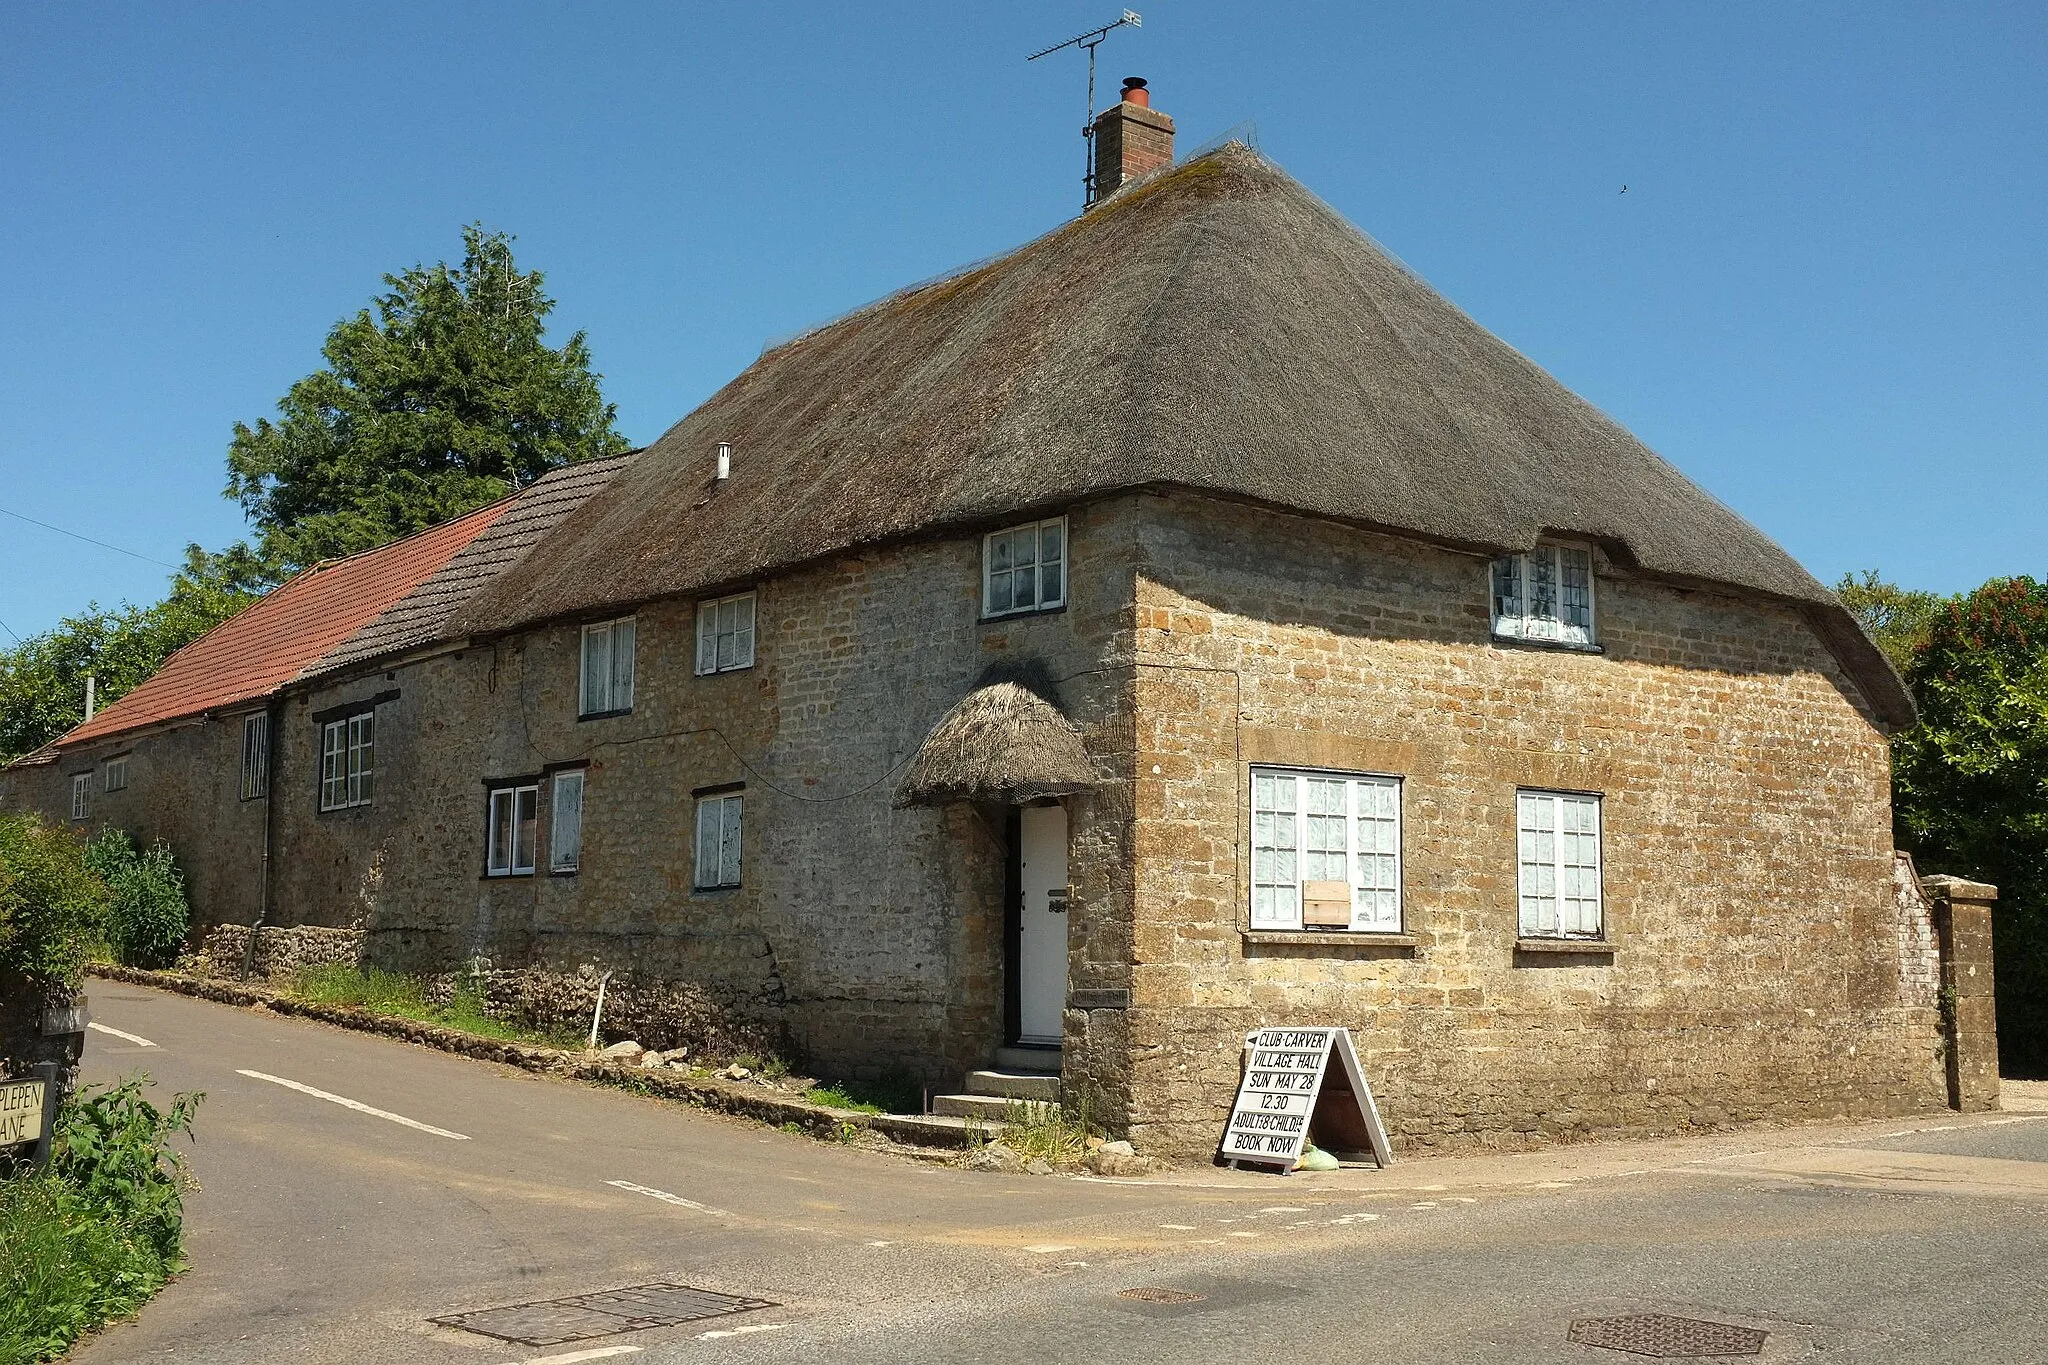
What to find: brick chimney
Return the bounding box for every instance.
[1090,77,1174,205]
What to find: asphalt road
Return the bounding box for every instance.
[70,985,2048,1365]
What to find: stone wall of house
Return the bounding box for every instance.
[1120,492,1945,1157]
[0,713,266,944]
[263,500,1141,1088]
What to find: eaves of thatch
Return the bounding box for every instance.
[446,144,1911,730]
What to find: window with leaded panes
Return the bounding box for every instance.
[1490,544,1596,645]
[319,712,375,811]
[1249,767,1403,932]
[982,517,1066,618]
[1517,790,1603,938]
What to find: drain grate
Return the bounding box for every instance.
[1567,1313,1767,1358]
[1116,1287,1206,1305]
[430,1282,777,1347]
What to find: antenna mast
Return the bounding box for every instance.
[1028,10,1142,209]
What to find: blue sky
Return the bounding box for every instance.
[2,2,2041,639]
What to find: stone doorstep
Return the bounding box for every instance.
[967,1069,1063,1102]
[932,1094,1060,1121]
[994,1044,1061,1074]
[83,963,1001,1153]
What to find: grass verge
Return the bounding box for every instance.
[287,964,585,1049]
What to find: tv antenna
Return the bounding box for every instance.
[1028,10,1141,209]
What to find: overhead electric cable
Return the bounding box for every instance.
[0,505,179,568]
[0,614,19,644]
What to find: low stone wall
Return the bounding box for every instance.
[197,923,366,980]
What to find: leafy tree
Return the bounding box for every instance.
[0,812,109,987]
[84,827,191,969]
[1836,569,1945,675]
[1892,577,2048,1076]
[0,547,263,764]
[225,224,630,569]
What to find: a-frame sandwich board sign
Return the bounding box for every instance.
[1219,1026,1393,1172]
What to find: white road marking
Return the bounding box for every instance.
[605,1179,728,1216]
[1227,1231,1258,1238]
[89,1021,156,1047]
[864,1240,896,1247]
[1259,1205,1308,1213]
[520,1347,643,1364]
[236,1070,470,1139]
[696,1324,787,1341]
[1024,1244,1077,1254]
[1158,1223,1197,1230]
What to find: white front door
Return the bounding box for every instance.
[1017,803,1070,1046]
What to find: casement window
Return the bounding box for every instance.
[579,617,636,717]
[319,711,375,811]
[1491,543,1596,646]
[982,517,1066,618]
[695,592,756,675]
[103,757,128,792]
[240,714,269,800]
[487,783,539,877]
[1517,790,1603,938]
[70,773,90,821]
[693,793,743,889]
[1249,767,1402,932]
[549,770,584,874]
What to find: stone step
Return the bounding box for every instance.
[965,1069,1062,1102]
[931,1093,1060,1121]
[994,1045,1062,1074]
[868,1111,1009,1148]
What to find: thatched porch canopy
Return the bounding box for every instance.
[895,683,1093,808]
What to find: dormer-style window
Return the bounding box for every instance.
[579,617,636,717]
[695,592,756,675]
[983,517,1066,618]
[1491,544,1596,646]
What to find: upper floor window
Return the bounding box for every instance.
[1492,544,1595,646]
[549,770,584,874]
[241,714,270,801]
[319,711,375,811]
[1249,767,1402,933]
[1517,790,1602,939]
[983,517,1066,618]
[579,617,636,717]
[694,792,743,889]
[70,773,90,821]
[103,756,128,792]
[486,782,538,877]
[695,592,756,675]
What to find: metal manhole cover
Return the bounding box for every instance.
[1567,1314,1767,1358]
[1117,1287,1206,1304]
[431,1281,777,1347]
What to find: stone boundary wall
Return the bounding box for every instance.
[198,924,366,980]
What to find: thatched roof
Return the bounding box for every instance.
[895,683,1094,808]
[449,144,1910,728]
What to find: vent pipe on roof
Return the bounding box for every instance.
[83,674,95,722]
[715,442,732,481]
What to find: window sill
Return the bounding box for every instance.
[1514,937,1615,956]
[1242,930,1417,952]
[1490,633,1603,655]
[483,871,536,881]
[979,602,1068,625]
[693,665,755,678]
[577,708,633,722]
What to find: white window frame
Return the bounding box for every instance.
[103,756,128,792]
[982,516,1067,619]
[487,783,539,877]
[693,792,743,889]
[694,592,757,675]
[549,770,584,874]
[319,711,375,811]
[1249,766,1403,933]
[241,713,269,800]
[1491,543,1596,646]
[1517,789,1604,939]
[578,616,636,717]
[70,772,90,821]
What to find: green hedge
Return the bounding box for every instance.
[0,814,107,988]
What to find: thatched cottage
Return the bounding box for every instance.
[6,86,1998,1154]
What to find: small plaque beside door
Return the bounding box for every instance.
[1046,886,1071,914]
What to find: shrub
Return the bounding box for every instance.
[83,829,191,969]
[0,813,108,987]
[0,1077,200,1364]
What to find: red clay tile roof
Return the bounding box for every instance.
[54,500,510,750]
